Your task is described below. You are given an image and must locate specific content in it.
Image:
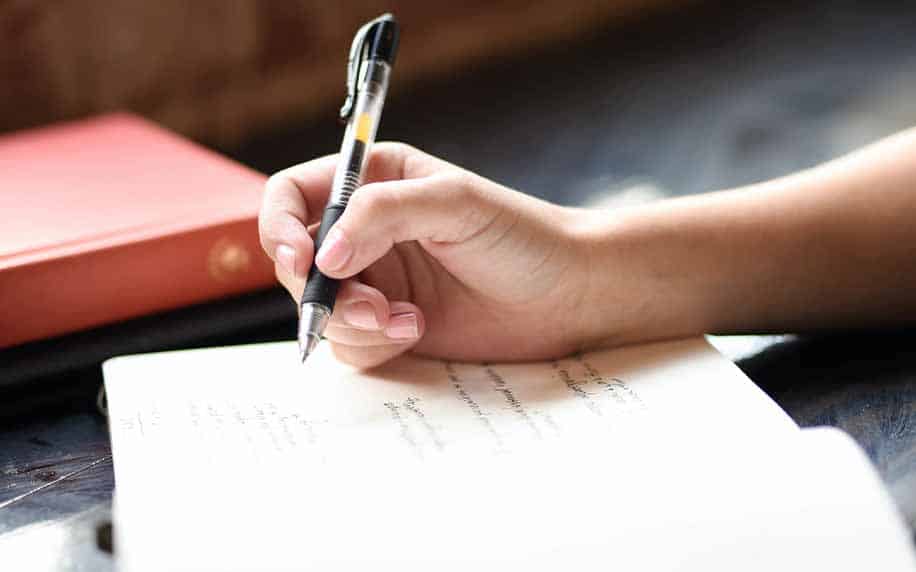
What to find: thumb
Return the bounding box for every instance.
[314,173,503,279]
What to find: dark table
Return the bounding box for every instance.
[3,0,916,568]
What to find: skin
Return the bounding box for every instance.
[259,132,916,369]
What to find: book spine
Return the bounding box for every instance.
[0,218,277,349]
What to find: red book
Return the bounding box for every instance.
[0,113,276,349]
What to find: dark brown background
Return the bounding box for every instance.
[0,0,683,146]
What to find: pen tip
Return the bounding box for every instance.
[298,334,320,364]
[298,303,329,365]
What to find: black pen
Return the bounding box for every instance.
[298,14,399,363]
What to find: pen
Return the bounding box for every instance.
[298,13,400,363]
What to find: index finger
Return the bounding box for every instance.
[258,143,438,273]
[258,154,338,275]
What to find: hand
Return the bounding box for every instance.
[266,129,916,368]
[258,143,597,368]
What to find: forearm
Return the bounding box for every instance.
[580,128,916,344]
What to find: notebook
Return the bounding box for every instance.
[103,338,916,571]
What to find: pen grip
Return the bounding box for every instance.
[300,205,346,312]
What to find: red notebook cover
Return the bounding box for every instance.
[0,113,277,348]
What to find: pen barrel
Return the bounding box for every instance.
[330,141,368,208]
[300,205,346,311]
[329,60,390,207]
[301,60,391,316]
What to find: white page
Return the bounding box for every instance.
[243,428,914,571]
[104,337,796,471]
[103,338,914,570]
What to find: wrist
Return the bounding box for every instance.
[569,200,725,349]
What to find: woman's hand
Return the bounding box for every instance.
[264,128,916,369]
[259,143,600,368]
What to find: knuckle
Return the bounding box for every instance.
[441,171,480,204]
[374,140,406,154]
[263,172,288,198]
[375,141,416,158]
[263,172,305,215]
[352,185,401,218]
[441,173,498,241]
[373,141,423,179]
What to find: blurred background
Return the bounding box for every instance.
[5,0,916,205]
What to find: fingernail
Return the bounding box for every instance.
[275,244,297,276]
[385,312,419,340]
[342,302,379,330]
[315,227,352,272]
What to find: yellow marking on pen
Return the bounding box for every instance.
[355,113,373,142]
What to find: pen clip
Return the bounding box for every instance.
[339,15,389,122]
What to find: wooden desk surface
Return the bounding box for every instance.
[3,0,916,567]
